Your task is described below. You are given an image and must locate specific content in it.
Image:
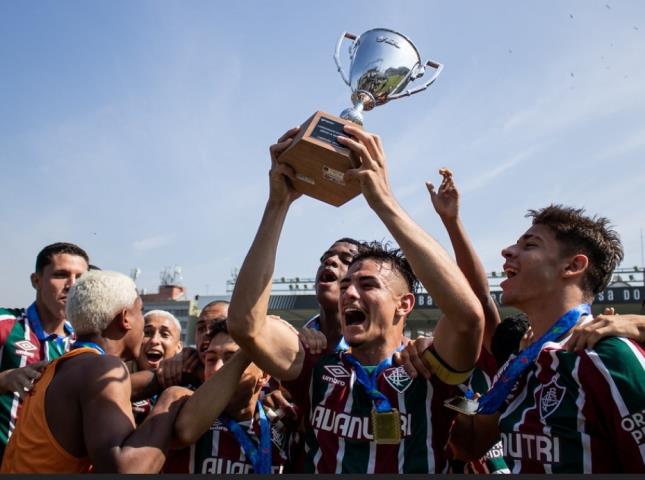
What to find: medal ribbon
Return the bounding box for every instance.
[220,400,272,474]
[477,304,591,414]
[72,341,106,355]
[344,349,402,413]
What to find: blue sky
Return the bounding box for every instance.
[2,1,644,306]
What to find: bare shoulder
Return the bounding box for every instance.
[67,355,131,400]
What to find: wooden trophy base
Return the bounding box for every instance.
[277,111,362,207]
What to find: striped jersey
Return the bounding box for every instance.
[450,349,509,474]
[283,349,459,473]
[163,415,288,474]
[0,304,74,459]
[497,333,645,473]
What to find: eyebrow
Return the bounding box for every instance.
[520,233,543,243]
[340,274,379,284]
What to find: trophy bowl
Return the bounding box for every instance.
[335,28,443,125]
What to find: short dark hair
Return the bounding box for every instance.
[491,313,530,367]
[207,319,229,341]
[35,242,89,273]
[350,241,418,293]
[201,300,230,313]
[334,237,367,252]
[527,205,623,295]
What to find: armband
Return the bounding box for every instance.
[422,348,473,385]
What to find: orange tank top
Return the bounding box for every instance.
[0,347,97,473]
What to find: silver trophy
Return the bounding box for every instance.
[334,28,443,125]
[277,28,443,207]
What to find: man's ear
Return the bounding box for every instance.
[30,272,39,290]
[116,308,132,332]
[176,341,183,354]
[396,292,415,317]
[563,254,589,280]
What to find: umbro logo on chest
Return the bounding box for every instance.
[14,340,38,357]
[322,365,351,387]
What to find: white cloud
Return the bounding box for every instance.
[459,146,538,194]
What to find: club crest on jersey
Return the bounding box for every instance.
[383,366,413,393]
[539,377,566,421]
[14,340,37,357]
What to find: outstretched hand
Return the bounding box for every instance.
[426,168,459,220]
[338,125,394,211]
[268,127,302,205]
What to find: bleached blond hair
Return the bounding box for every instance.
[66,270,138,336]
[144,310,182,338]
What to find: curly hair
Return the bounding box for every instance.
[527,205,624,295]
[66,271,138,336]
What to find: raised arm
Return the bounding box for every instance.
[172,350,251,447]
[227,128,306,381]
[427,168,501,353]
[83,357,184,473]
[338,126,484,373]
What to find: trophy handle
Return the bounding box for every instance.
[334,32,357,86]
[387,59,444,100]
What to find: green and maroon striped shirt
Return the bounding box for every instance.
[283,350,459,473]
[0,304,74,460]
[497,335,645,473]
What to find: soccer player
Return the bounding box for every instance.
[0,270,184,473]
[0,242,89,460]
[303,238,365,352]
[137,310,183,372]
[426,168,508,473]
[451,205,645,473]
[130,310,184,423]
[194,300,229,367]
[132,301,227,400]
[164,321,290,474]
[226,126,485,473]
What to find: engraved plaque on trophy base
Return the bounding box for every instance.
[277,111,362,207]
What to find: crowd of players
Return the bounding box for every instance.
[0,125,644,473]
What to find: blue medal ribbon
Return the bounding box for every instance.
[477,304,591,414]
[72,341,106,355]
[344,350,401,413]
[220,400,272,474]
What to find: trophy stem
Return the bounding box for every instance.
[340,101,365,126]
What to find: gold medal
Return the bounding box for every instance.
[371,408,401,444]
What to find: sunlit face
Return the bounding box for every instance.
[32,253,88,324]
[137,314,182,371]
[315,241,359,309]
[501,224,569,310]
[204,332,263,414]
[339,259,409,349]
[195,303,228,363]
